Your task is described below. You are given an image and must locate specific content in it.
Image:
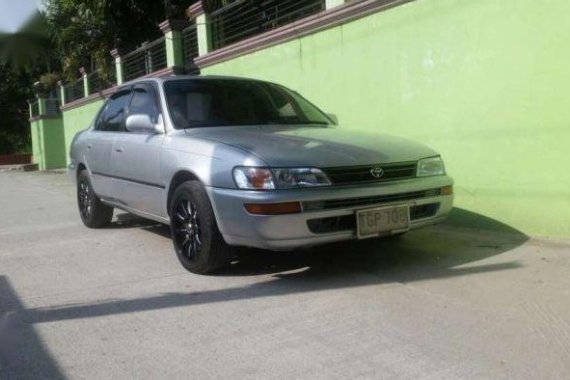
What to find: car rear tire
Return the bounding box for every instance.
[77,170,113,228]
[169,180,233,274]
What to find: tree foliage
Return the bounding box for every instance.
[45,0,192,80]
[0,0,196,154]
[0,12,56,72]
[0,66,33,154]
[0,13,56,155]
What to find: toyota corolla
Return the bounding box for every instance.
[69,76,454,274]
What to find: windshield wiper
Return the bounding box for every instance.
[302,121,329,125]
[267,120,329,125]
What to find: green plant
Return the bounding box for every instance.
[38,72,61,94]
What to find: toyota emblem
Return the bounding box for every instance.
[370,167,384,178]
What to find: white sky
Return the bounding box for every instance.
[0,0,42,33]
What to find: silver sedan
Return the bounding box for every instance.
[69,76,454,274]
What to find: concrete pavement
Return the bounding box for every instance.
[1,171,569,379]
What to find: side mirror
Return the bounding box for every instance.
[327,113,339,125]
[125,114,163,134]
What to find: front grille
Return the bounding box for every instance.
[303,188,442,212]
[307,203,440,234]
[324,161,417,185]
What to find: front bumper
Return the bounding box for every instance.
[206,176,454,251]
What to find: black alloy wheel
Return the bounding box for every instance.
[78,178,92,220]
[172,200,203,261]
[76,170,113,228]
[169,180,232,274]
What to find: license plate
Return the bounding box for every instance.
[356,204,410,239]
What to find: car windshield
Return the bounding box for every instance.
[164,79,331,129]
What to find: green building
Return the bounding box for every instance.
[29,0,570,238]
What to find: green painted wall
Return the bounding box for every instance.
[62,99,104,165]
[30,118,66,170]
[42,118,67,169]
[203,0,570,237]
[30,120,42,167]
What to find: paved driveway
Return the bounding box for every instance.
[1,171,569,379]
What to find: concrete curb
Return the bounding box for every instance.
[0,164,39,172]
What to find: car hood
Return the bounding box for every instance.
[188,125,438,167]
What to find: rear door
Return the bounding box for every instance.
[111,83,165,217]
[85,89,132,199]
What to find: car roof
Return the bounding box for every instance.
[117,74,269,90]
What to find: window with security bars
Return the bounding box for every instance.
[64,79,85,103]
[122,37,167,82]
[182,24,200,73]
[45,98,60,116]
[88,63,117,93]
[210,0,326,50]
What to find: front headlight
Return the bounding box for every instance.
[272,168,331,189]
[417,156,446,177]
[233,167,331,190]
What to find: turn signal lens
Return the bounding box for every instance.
[244,202,302,215]
[233,167,275,190]
[441,185,453,195]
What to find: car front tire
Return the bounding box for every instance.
[169,180,233,274]
[77,170,113,228]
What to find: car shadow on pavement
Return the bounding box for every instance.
[105,208,529,282]
[222,207,529,279]
[107,212,169,233]
[17,208,529,327]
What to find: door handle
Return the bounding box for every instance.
[87,144,92,149]
[115,146,123,153]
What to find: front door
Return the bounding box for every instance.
[85,90,132,199]
[111,83,165,217]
